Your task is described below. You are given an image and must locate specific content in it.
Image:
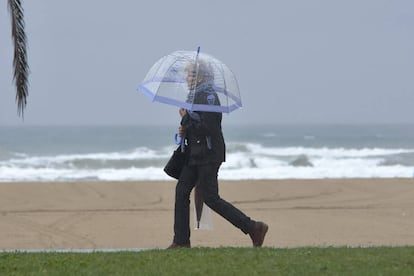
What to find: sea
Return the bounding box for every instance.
[1,124,414,182]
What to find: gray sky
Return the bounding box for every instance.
[1,0,413,126]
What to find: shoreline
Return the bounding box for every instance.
[1,178,413,249]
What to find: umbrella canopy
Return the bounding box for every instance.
[138,48,242,113]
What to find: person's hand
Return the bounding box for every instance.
[178,125,186,137]
[179,108,187,118]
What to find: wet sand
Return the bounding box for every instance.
[1,179,413,250]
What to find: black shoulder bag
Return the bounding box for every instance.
[164,145,186,179]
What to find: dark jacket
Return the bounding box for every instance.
[181,90,225,166]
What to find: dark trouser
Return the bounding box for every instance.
[173,162,255,245]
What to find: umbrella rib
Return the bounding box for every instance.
[218,62,230,113]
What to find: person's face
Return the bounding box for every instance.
[185,68,196,90]
[185,65,202,90]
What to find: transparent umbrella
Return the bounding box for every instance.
[138,47,242,113]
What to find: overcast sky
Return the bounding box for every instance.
[1,0,413,126]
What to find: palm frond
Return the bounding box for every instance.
[8,0,29,117]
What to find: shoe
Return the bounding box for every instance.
[249,221,268,247]
[166,242,191,249]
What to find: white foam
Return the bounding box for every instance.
[2,147,171,167]
[1,145,413,181]
[243,143,414,157]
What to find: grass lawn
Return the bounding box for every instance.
[1,247,414,275]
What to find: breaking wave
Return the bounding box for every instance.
[1,143,414,181]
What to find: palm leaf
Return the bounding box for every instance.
[8,0,29,117]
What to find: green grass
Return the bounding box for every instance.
[1,247,414,275]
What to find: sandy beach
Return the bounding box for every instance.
[1,179,413,250]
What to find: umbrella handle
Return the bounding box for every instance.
[174,133,186,152]
[174,133,181,145]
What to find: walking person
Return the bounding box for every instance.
[167,60,268,248]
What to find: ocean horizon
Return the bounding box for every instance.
[1,124,414,182]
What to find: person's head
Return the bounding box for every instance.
[184,59,214,90]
